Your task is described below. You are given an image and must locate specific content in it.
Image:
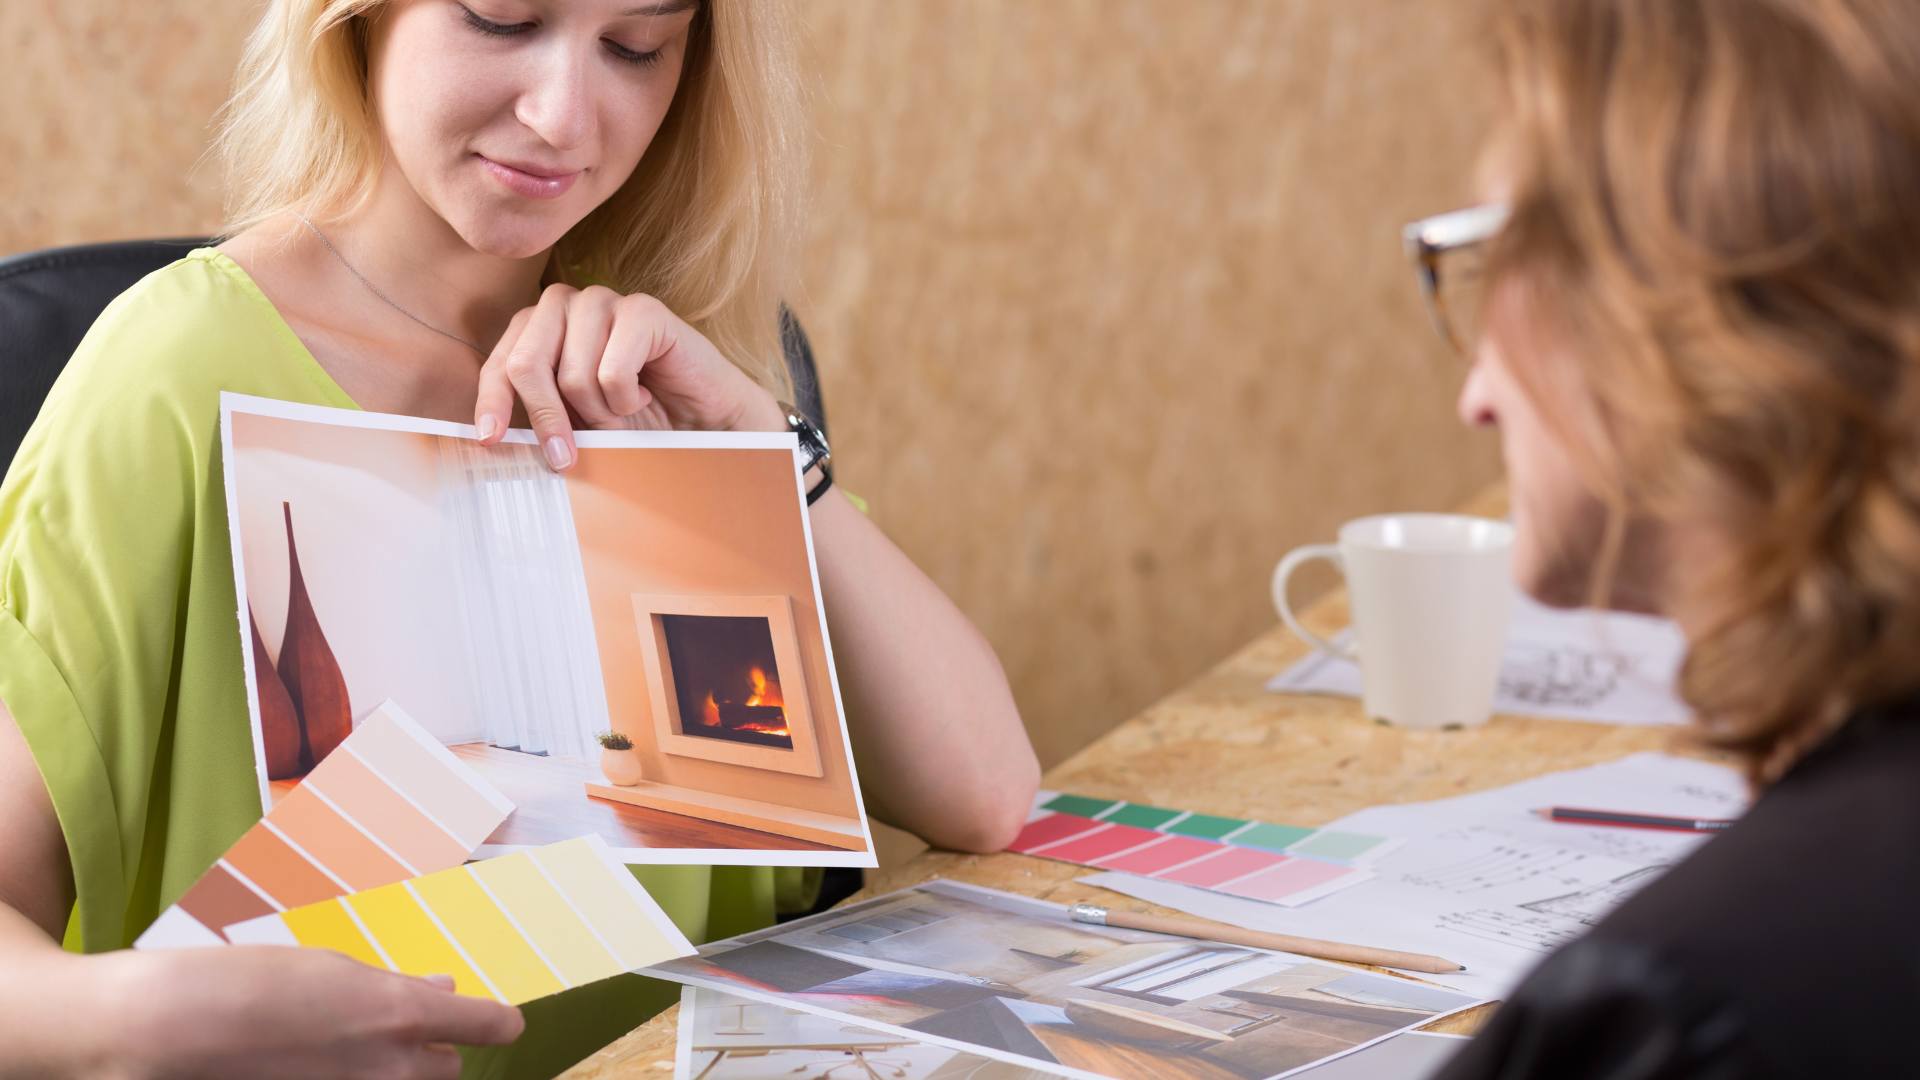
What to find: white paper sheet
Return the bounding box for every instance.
[1267,588,1691,726]
[1084,752,1747,998]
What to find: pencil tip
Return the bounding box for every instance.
[1456,965,1467,971]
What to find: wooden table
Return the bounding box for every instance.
[565,490,1714,1077]
[685,1040,918,1080]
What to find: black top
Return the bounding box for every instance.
[1434,696,1920,1080]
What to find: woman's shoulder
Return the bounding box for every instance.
[1604,700,1920,951]
[1438,709,1920,1080]
[68,246,299,394]
[1431,932,1764,1080]
[10,243,348,505]
[30,243,346,449]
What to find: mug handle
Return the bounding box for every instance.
[1272,544,1359,661]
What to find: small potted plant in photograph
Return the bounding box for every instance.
[596,730,643,786]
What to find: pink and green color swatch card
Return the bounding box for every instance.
[1007,791,1395,907]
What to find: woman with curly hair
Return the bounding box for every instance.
[1418,1,1920,1075]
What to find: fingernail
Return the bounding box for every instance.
[477,415,498,441]
[544,436,573,470]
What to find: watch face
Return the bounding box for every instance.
[780,402,830,471]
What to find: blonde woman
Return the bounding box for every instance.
[0,1,1038,1075]
[1410,1,1920,1075]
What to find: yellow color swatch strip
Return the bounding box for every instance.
[219,836,692,1007]
[282,898,388,971]
[530,839,677,971]
[468,854,623,988]
[410,866,564,1004]
[346,881,501,1001]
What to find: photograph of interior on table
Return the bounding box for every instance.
[6,1,1918,1079]
[645,881,1484,1080]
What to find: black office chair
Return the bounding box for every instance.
[0,237,827,470]
[0,238,209,469]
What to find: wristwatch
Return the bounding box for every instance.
[780,401,834,505]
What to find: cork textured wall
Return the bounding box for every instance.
[2,1,1500,768]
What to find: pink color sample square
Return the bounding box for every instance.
[1092,835,1223,875]
[1009,813,1103,853]
[1153,845,1284,887]
[1041,824,1168,863]
[1223,857,1359,902]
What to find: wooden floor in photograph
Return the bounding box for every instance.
[444,744,838,852]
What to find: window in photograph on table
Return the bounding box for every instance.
[1199,1002,1284,1037]
[820,904,950,943]
[1086,946,1286,1006]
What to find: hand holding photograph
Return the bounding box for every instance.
[220,394,877,867]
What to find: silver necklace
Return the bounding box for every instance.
[296,213,486,355]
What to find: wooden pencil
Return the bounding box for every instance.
[1068,902,1465,975]
[1538,806,1735,833]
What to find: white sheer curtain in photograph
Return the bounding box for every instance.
[437,439,610,760]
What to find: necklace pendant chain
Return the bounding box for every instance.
[297,213,488,355]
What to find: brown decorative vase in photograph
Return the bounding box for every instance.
[277,502,353,770]
[250,610,305,780]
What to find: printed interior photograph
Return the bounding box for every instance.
[647,881,1482,1080]
[679,988,1056,1080]
[222,394,875,867]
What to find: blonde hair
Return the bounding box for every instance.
[215,0,803,398]
[1485,0,1920,780]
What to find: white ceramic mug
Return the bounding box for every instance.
[1272,513,1515,729]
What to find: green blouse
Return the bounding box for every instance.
[0,249,816,1078]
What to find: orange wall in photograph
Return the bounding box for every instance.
[566,447,859,821]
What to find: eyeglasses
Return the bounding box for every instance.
[1403,202,1509,355]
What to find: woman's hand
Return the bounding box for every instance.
[84,944,523,1079]
[473,284,787,470]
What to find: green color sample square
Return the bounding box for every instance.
[1235,823,1316,852]
[1104,804,1184,830]
[1166,813,1246,840]
[1043,793,1119,819]
[1290,831,1382,861]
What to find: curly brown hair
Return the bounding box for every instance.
[1484,0,1920,781]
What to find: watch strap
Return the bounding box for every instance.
[806,464,835,506]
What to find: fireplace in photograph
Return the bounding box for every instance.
[663,615,793,750]
[633,594,824,778]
